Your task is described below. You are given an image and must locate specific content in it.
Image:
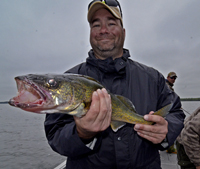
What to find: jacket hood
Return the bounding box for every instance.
[86,49,130,74]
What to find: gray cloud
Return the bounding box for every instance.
[0,0,200,99]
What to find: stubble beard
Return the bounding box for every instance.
[93,41,117,59]
[91,34,124,60]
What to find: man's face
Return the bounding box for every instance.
[167,76,177,84]
[89,8,125,60]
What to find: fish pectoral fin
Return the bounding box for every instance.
[110,121,126,132]
[68,103,86,117]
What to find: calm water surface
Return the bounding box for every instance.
[0,105,66,169]
[0,101,199,168]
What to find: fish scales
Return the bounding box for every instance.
[9,73,172,132]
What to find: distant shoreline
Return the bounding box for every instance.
[181,98,200,101]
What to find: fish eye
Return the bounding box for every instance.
[47,79,58,88]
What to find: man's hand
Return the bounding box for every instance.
[134,111,168,144]
[74,88,112,139]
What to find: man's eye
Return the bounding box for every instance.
[109,22,116,26]
[93,24,100,27]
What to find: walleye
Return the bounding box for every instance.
[9,73,172,132]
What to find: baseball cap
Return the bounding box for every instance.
[168,72,177,78]
[87,0,123,26]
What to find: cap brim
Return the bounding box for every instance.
[87,2,122,25]
[170,76,177,78]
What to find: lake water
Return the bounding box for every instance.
[0,105,66,169]
[0,101,199,169]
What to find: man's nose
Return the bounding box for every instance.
[100,24,109,34]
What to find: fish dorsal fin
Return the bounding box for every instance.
[110,121,126,132]
[79,74,101,83]
[153,103,173,117]
[116,95,137,113]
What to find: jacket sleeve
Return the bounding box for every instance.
[181,108,200,166]
[165,92,185,147]
[156,74,185,150]
[44,113,93,157]
[44,63,102,158]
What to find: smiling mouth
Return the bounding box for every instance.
[9,78,47,109]
[100,39,111,42]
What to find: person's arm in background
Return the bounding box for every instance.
[181,108,200,168]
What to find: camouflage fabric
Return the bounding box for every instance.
[177,107,200,167]
[176,141,195,169]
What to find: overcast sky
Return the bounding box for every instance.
[0,0,200,100]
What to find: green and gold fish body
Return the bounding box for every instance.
[9,73,172,131]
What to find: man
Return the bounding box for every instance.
[166,71,178,153]
[165,71,178,153]
[166,72,177,91]
[45,1,185,169]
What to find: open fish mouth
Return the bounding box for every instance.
[9,77,47,109]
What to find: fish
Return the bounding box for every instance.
[9,73,172,132]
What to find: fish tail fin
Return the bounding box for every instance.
[153,103,173,117]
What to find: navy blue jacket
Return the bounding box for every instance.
[45,49,185,169]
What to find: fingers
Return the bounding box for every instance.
[148,111,154,115]
[134,126,167,144]
[74,88,112,139]
[103,91,112,126]
[144,114,166,124]
[134,114,168,132]
[86,90,100,120]
[92,88,112,131]
[87,88,111,122]
[96,88,112,130]
[135,130,165,144]
[134,115,168,144]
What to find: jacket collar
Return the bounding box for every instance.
[166,79,174,87]
[86,49,130,74]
